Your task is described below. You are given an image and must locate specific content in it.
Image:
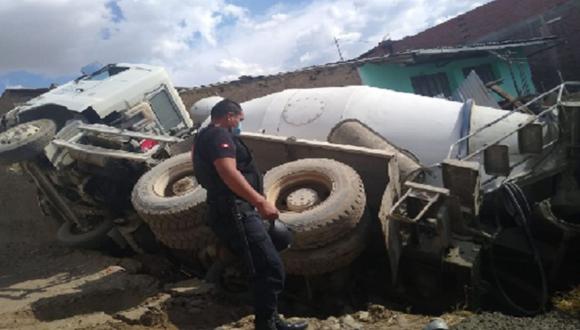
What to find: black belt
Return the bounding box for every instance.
[235,200,255,213]
[207,195,255,213]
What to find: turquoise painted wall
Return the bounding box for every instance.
[493,49,536,96]
[358,50,536,99]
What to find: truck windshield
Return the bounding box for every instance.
[149,89,183,131]
[84,65,129,81]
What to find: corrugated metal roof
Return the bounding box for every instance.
[358,0,569,58]
[452,71,500,109]
[405,37,557,56]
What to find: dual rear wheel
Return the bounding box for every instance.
[130,154,370,275]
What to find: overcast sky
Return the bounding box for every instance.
[0,0,492,93]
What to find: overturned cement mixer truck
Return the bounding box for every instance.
[133,82,580,315]
[0,63,578,314]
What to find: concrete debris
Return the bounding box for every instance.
[164,278,215,296]
[113,293,171,326]
[355,310,370,322]
[341,314,363,329]
[424,317,449,330]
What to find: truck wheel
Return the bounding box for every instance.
[155,224,216,251]
[56,219,114,249]
[282,209,370,275]
[132,153,207,231]
[0,119,56,165]
[264,158,366,249]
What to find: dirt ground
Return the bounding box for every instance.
[0,231,457,329]
[1,171,579,330]
[0,227,454,329]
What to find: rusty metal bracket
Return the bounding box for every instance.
[77,123,182,143]
[50,123,184,166]
[389,181,449,224]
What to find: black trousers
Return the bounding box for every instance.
[207,197,285,319]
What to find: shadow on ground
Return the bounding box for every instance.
[30,270,158,321]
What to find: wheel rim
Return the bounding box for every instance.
[172,177,197,196]
[269,173,332,213]
[0,123,40,145]
[286,187,320,212]
[152,162,199,198]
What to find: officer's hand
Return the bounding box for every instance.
[256,199,279,221]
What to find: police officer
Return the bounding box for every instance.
[192,99,307,330]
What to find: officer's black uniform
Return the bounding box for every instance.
[192,124,285,327]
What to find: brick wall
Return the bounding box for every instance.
[0,88,47,115]
[179,64,362,110]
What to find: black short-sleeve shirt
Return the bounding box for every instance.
[198,125,236,163]
[193,124,263,201]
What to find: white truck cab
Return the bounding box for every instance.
[3,63,191,133]
[0,63,194,252]
[0,63,192,166]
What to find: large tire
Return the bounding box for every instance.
[0,119,56,165]
[282,209,371,275]
[155,224,217,251]
[131,153,207,231]
[56,219,114,249]
[263,158,366,250]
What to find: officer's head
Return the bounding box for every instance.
[211,99,244,130]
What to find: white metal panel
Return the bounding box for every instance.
[243,86,467,164]
[342,87,465,165]
[239,86,537,165]
[276,89,347,140]
[244,90,290,134]
[15,64,191,126]
[189,96,223,125]
[469,105,530,155]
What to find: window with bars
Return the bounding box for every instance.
[411,72,452,98]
